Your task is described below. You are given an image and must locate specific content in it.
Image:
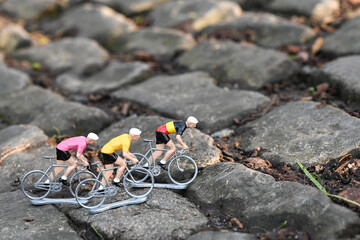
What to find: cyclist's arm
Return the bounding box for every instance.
[123,151,138,164]
[176,135,188,150]
[76,152,89,166]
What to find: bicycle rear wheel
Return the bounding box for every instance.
[124,167,154,198]
[69,170,97,197]
[75,179,106,209]
[168,156,198,185]
[21,170,51,200]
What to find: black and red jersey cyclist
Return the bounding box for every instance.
[154,116,198,169]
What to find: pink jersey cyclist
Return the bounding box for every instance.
[55,133,99,185]
[57,136,87,156]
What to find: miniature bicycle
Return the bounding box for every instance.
[75,160,154,209]
[21,156,96,200]
[133,139,198,185]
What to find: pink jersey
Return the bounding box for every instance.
[56,136,87,154]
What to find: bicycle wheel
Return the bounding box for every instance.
[168,156,198,185]
[75,179,106,209]
[124,167,154,198]
[69,170,97,197]
[21,170,51,200]
[128,153,151,183]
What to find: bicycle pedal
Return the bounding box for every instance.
[157,161,167,170]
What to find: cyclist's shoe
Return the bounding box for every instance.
[97,188,105,193]
[157,161,167,170]
[112,181,122,187]
[58,178,68,186]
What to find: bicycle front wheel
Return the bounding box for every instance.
[21,170,51,200]
[124,167,154,198]
[168,156,198,185]
[75,179,106,209]
[69,170,97,197]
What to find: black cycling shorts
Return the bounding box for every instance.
[56,148,71,161]
[100,152,118,165]
[156,131,170,144]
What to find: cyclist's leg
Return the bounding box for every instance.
[62,156,77,178]
[153,131,170,163]
[54,148,71,180]
[160,139,176,163]
[152,143,165,162]
[113,156,126,182]
[101,163,114,186]
[52,159,66,180]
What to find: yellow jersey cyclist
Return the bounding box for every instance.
[99,128,141,188]
[153,116,198,169]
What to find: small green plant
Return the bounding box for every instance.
[51,127,61,139]
[309,86,316,95]
[297,160,360,208]
[134,15,144,25]
[288,54,296,60]
[91,225,104,239]
[31,62,42,70]
[276,220,287,230]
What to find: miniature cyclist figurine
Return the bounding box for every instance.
[55,132,99,185]
[99,128,141,187]
[153,116,198,169]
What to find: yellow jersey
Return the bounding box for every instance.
[101,134,131,154]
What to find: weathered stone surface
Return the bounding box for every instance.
[43,3,137,46]
[56,61,153,95]
[109,27,196,60]
[187,231,258,240]
[187,163,360,240]
[0,0,59,20]
[112,71,270,132]
[321,16,360,57]
[0,24,32,52]
[0,125,47,154]
[89,0,170,15]
[0,85,110,135]
[313,55,360,101]
[236,101,360,167]
[177,40,298,89]
[149,0,242,31]
[264,0,339,23]
[0,125,48,194]
[11,37,109,74]
[97,115,221,168]
[0,144,55,194]
[0,190,81,239]
[0,63,31,96]
[201,12,316,48]
[67,188,208,240]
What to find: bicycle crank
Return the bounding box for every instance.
[152,167,161,176]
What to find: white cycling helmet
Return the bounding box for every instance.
[187,116,199,124]
[87,132,99,140]
[129,128,142,135]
